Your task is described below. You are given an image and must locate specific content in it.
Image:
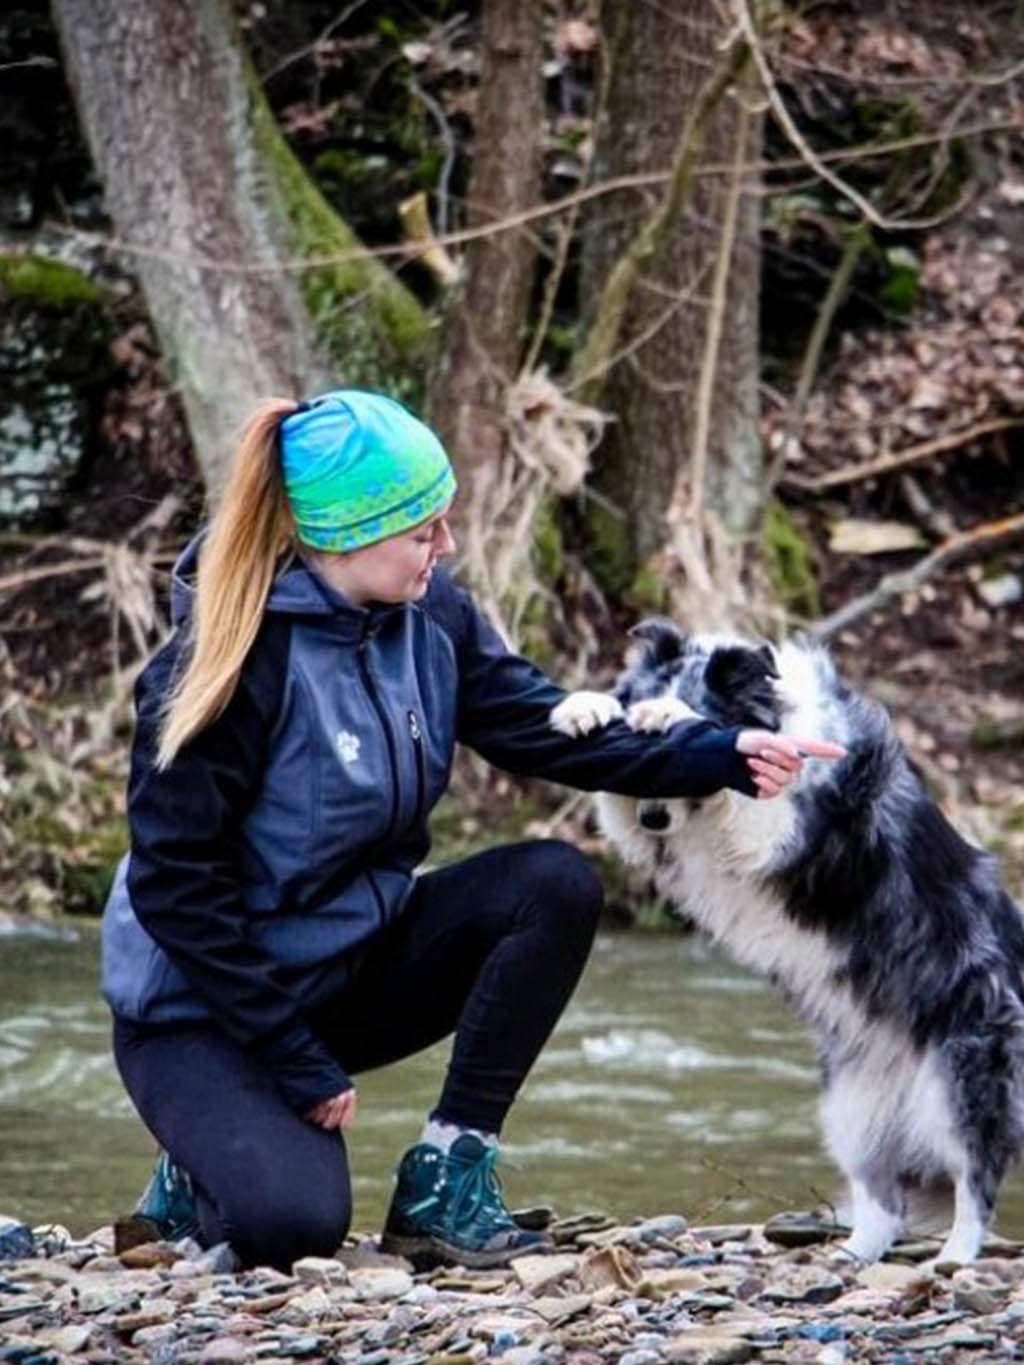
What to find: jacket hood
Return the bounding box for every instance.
[170,531,405,629]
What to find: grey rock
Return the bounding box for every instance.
[199,1337,250,1364]
[639,1216,688,1244]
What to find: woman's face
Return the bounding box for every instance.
[308,504,457,606]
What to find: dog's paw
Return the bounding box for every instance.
[626,697,700,733]
[550,691,624,737]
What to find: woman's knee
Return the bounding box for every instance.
[516,839,605,930]
[218,1150,352,1271]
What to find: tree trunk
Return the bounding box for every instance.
[428,0,545,579]
[51,0,430,496]
[579,0,762,597]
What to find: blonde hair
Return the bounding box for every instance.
[157,397,298,768]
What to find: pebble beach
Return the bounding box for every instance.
[3,1209,1023,1365]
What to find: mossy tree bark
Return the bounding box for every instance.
[427,0,545,551]
[51,0,431,497]
[579,1,763,596]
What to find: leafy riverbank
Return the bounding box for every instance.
[2,1208,1024,1364]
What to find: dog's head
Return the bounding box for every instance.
[618,618,784,731]
[604,619,786,839]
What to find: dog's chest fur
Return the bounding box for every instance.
[597,787,864,1047]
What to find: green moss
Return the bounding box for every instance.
[12,807,127,917]
[582,499,636,600]
[625,564,669,616]
[762,500,820,620]
[246,58,432,395]
[0,254,104,309]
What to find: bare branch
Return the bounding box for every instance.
[811,512,1024,641]
[731,0,987,231]
[784,417,1024,493]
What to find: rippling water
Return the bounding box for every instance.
[1,922,1022,1240]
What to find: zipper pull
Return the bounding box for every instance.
[408,710,421,742]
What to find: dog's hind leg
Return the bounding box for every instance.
[833,1176,904,1264]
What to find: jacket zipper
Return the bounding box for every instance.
[357,625,399,844]
[408,709,426,828]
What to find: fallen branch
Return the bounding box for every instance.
[810,511,1024,640]
[782,416,1023,493]
[0,549,177,596]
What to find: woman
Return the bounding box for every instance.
[102,389,843,1272]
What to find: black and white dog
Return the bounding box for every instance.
[552,620,1024,1264]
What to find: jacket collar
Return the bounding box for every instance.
[171,532,405,640]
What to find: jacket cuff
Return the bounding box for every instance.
[255,1022,353,1114]
[717,726,759,798]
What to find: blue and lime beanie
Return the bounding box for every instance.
[279,389,457,552]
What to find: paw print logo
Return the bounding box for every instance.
[336,730,361,764]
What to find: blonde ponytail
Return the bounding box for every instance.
[157,398,298,768]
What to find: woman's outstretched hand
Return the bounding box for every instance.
[736,730,847,800]
[307,1088,359,1132]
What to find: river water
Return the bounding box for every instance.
[2,922,1022,1242]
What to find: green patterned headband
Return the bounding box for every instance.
[280,390,457,552]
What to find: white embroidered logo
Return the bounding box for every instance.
[336,730,361,764]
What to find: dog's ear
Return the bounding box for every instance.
[756,642,781,680]
[627,617,687,665]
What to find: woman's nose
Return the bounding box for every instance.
[438,519,456,556]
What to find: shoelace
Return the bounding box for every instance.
[448,1146,516,1233]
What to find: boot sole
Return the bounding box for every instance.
[379,1230,549,1270]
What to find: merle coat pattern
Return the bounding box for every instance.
[551,620,1024,1264]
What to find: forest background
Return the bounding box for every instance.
[1,0,1023,927]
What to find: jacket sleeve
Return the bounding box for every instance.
[124,623,352,1115]
[439,579,758,799]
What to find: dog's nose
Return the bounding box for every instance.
[639,804,671,832]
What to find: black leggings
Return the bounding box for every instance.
[112,839,603,1269]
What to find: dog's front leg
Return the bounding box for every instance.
[626,697,701,732]
[832,1177,904,1264]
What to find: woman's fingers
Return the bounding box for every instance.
[790,737,847,760]
[306,1089,358,1132]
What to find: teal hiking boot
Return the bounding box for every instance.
[380,1134,552,1268]
[132,1151,200,1243]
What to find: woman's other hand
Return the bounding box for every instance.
[306,1088,359,1132]
[736,730,847,800]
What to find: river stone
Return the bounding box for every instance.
[0,1216,35,1260]
[76,1280,135,1313]
[639,1215,688,1243]
[513,1253,579,1294]
[284,1285,334,1321]
[663,1330,752,1364]
[637,1267,723,1297]
[37,1323,94,1353]
[293,1255,348,1286]
[578,1245,642,1293]
[531,1293,593,1326]
[759,1267,844,1305]
[199,1337,251,1364]
[349,1265,414,1300]
[854,1262,931,1294]
[694,1226,753,1247]
[118,1241,181,1269]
